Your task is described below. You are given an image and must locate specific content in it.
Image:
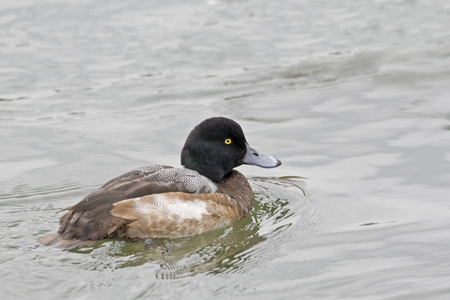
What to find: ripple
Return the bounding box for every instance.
[0,159,57,183]
[211,176,329,276]
[0,181,81,206]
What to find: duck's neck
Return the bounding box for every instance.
[181,149,228,183]
[216,170,254,217]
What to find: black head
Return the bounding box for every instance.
[181,117,247,182]
[181,117,281,182]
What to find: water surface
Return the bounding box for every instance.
[1,0,450,299]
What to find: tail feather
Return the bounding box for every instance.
[39,233,96,249]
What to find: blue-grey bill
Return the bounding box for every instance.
[242,144,281,168]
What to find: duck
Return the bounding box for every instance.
[40,117,281,248]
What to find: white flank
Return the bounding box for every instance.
[133,194,209,220]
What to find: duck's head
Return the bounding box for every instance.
[181,117,281,182]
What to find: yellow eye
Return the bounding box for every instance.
[225,138,232,145]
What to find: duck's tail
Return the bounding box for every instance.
[39,233,96,249]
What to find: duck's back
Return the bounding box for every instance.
[41,165,220,248]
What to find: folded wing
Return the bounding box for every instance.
[41,165,219,247]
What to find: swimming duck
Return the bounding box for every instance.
[40,117,281,248]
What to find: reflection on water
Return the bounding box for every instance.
[66,177,316,279]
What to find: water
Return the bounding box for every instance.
[1,0,450,299]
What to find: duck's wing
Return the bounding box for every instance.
[111,192,241,239]
[43,165,217,246]
[67,165,176,213]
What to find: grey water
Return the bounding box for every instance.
[1,0,450,299]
